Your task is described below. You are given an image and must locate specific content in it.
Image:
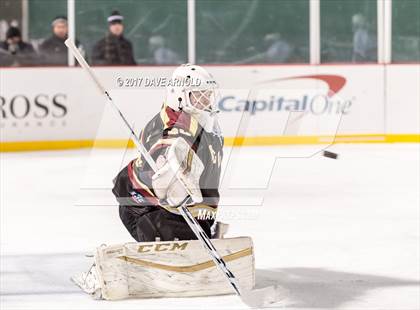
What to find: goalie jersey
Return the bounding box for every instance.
[112,103,223,219]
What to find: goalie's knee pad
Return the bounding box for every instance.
[135,211,162,242]
[137,209,212,241]
[119,205,213,242]
[119,205,156,241]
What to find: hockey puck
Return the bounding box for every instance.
[323,150,338,159]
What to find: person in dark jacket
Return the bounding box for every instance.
[0,26,37,66]
[91,11,136,65]
[39,16,84,65]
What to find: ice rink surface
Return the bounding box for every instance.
[1,144,419,309]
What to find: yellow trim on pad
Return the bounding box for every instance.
[1,134,419,152]
[117,247,253,273]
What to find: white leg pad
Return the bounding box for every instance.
[73,237,255,300]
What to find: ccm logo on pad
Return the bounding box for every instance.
[137,242,188,253]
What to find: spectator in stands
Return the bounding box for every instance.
[352,13,375,62]
[263,33,292,63]
[0,26,37,66]
[235,32,292,64]
[148,35,180,65]
[92,11,136,65]
[39,16,84,65]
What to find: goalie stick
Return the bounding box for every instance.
[65,39,277,307]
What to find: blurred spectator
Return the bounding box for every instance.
[39,16,84,65]
[235,32,292,64]
[0,20,9,41]
[352,13,375,62]
[0,26,37,66]
[148,35,180,65]
[92,11,136,65]
[263,33,292,63]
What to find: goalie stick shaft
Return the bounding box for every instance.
[64,39,158,173]
[64,39,246,300]
[178,197,241,295]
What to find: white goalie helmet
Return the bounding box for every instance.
[166,64,220,132]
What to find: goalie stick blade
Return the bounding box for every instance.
[240,285,279,308]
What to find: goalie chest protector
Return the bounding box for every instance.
[93,236,254,300]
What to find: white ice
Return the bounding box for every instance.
[1,144,419,309]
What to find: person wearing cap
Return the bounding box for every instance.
[39,16,85,65]
[92,11,136,65]
[0,26,37,66]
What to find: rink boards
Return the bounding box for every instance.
[0,64,419,151]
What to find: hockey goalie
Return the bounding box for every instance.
[72,64,255,300]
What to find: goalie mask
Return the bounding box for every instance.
[166,64,220,133]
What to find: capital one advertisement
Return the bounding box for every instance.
[0,64,405,145]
